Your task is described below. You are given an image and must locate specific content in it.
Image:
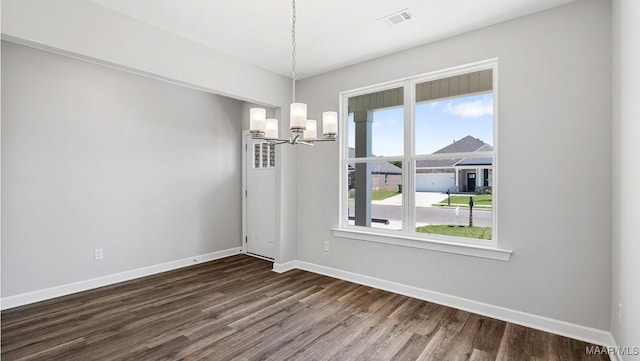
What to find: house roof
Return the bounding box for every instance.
[347,136,491,172]
[455,157,493,166]
[416,136,492,168]
[433,135,491,154]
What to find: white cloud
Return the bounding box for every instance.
[444,97,493,117]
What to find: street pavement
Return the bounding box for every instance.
[348,192,492,229]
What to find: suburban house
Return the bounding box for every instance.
[347,147,403,191]
[1,0,638,360]
[416,135,493,193]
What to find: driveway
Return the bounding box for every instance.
[373,191,448,207]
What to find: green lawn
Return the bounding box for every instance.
[416,224,492,240]
[436,194,492,208]
[349,189,400,201]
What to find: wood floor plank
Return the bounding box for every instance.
[227,285,322,330]
[126,335,193,361]
[439,307,472,333]
[412,301,450,337]
[440,313,486,361]
[328,315,399,361]
[1,255,610,361]
[182,292,296,341]
[525,327,551,359]
[415,326,460,361]
[171,326,238,359]
[305,312,384,361]
[469,348,496,361]
[391,333,435,361]
[496,323,530,361]
[266,310,352,361]
[283,314,364,361]
[238,305,353,361]
[471,315,507,356]
[352,320,413,361]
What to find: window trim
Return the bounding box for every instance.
[337,58,511,261]
[331,228,511,261]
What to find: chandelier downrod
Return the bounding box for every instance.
[291,0,297,103]
[248,0,338,145]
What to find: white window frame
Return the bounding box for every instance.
[333,59,512,261]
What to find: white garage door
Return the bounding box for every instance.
[416,173,455,192]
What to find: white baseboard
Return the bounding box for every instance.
[274,259,615,348]
[604,333,622,361]
[272,260,297,273]
[1,247,242,310]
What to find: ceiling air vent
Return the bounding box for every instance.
[379,9,414,26]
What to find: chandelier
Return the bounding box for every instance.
[249,0,338,146]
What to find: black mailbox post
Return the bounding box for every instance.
[468,196,475,227]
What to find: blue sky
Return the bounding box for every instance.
[348,93,493,156]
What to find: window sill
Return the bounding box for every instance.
[331,228,512,261]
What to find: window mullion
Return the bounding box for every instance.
[403,80,415,233]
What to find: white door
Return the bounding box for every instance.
[243,134,276,259]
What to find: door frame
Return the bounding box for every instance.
[242,130,249,254]
[242,129,277,261]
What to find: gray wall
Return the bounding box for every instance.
[296,0,611,330]
[1,41,243,297]
[3,0,298,268]
[1,0,290,108]
[612,0,640,354]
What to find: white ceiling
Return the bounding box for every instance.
[89,0,575,79]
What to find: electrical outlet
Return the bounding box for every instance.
[323,241,330,252]
[94,248,104,260]
[618,303,623,325]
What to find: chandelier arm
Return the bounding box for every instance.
[257,135,336,146]
[267,138,291,145]
[307,137,337,142]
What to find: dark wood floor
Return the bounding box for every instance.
[2,255,609,361]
